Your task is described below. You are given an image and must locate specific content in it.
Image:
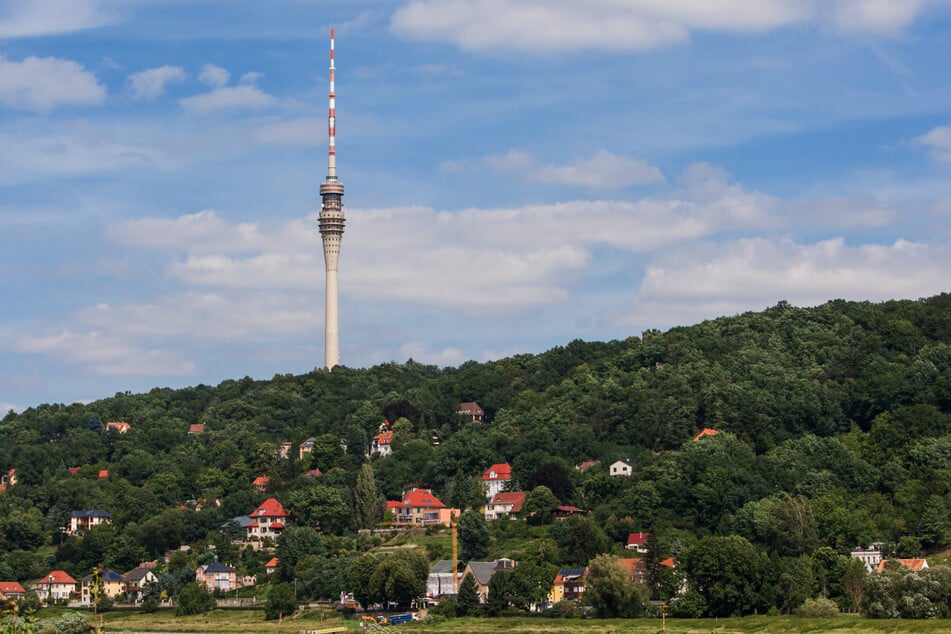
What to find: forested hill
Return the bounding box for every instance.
[0,294,950,586]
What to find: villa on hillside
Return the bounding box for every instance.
[387,488,459,527]
[481,463,512,500]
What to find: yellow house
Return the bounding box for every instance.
[549,568,587,605]
[81,569,127,605]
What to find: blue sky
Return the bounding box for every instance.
[3,0,951,411]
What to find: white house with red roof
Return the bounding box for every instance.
[370,430,393,457]
[0,581,25,600]
[105,421,131,433]
[387,488,459,527]
[31,570,77,604]
[457,402,484,422]
[265,557,280,575]
[482,463,512,500]
[485,491,526,521]
[626,531,651,553]
[246,498,290,541]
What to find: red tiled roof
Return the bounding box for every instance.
[105,421,131,433]
[252,498,289,518]
[68,467,81,475]
[188,424,205,433]
[627,531,651,547]
[877,558,929,573]
[660,557,675,568]
[457,402,483,414]
[98,470,109,479]
[373,430,393,445]
[265,557,279,568]
[270,522,284,529]
[693,428,718,441]
[252,476,270,490]
[401,488,446,508]
[482,463,512,481]
[41,570,77,585]
[304,468,322,478]
[0,582,25,595]
[491,491,526,513]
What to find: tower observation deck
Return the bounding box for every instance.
[319,29,344,369]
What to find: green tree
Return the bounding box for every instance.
[275,527,324,583]
[264,582,298,620]
[681,535,770,617]
[457,572,481,616]
[347,553,382,609]
[523,486,558,526]
[584,554,647,618]
[352,463,380,530]
[369,557,424,608]
[457,511,490,562]
[486,569,514,616]
[175,582,215,616]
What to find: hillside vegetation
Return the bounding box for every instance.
[2,294,950,619]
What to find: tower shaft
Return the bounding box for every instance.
[319,28,345,369]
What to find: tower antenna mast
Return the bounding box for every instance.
[318,28,345,369]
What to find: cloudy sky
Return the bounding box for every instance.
[3,0,951,410]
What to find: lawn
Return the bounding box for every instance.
[92,610,951,634]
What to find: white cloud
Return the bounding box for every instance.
[0,0,117,38]
[180,85,277,113]
[240,71,264,85]
[633,236,951,326]
[198,63,230,87]
[0,56,105,112]
[391,0,936,54]
[398,342,466,365]
[484,149,665,188]
[915,124,951,162]
[11,330,195,376]
[128,65,186,100]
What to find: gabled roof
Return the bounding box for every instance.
[251,498,289,518]
[188,423,205,434]
[41,570,77,585]
[482,463,512,481]
[627,531,651,547]
[491,491,526,513]
[82,569,125,583]
[265,557,279,568]
[693,428,719,441]
[877,558,929,573]
[300,437,316,447]
[401,488,446,508]
[0,582,25,595]
[98,470,109,478]
[202,560,236,573]
[554,568,587,584]
[466,561,499,586]
[252,475,270,489]
[71,510,111,518]
[373,430,393,445]
[457,401,483,414]
[124,567,156,582]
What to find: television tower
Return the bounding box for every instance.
[318,28,345,369]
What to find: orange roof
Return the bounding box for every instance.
[265,557,279,568]
[105,421,131,433]
[373,430,393,445]
[401,488,446,508]
[188,424,205,433]
[252,498,289,518]
[41,570,77,585]
[693,428,718,441]
[0,581,25,595]
[491,491,526,512]
[252,476,270,490]
[877,558,929,573]
[98,469,109,478]
[482,463,512,481]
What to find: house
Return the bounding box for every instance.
[276,441,292,459]
[0,581,25,600]
[187,423,205,434]
[1,468,16,487]
[484,491,526,521]
[31,570,77,603]
[876,558,929,574]
[123,564,158,598]
[105,421,131,433]
[481,463,512,500]
[265,557,279,575]
[303,468,322,478]
[609,459,635,477]
[195,559,238,592]
[427,560,460,598]
[457,402,484,422]
[552,505,586,519]
[68,467,81,476]
[370,430,393,457]
[618,557,675,584]
[693,428,719,441]
[550,568,587,604]
[252,475,270,492]
[463,559,515,602]
[387,488,459,527]
[81,569,126,605]
[299,437,316,461]
[246,498,290,541]
[850,543,884,573]
[68,510,111,535]
[575,460,599,472]
[98,469,109,479]
[626,532,651,553]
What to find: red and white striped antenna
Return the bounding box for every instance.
[327,28,337,181]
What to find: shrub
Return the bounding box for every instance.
[797,598,839,618]
[175,582,216,616]
[430,598,458,618]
